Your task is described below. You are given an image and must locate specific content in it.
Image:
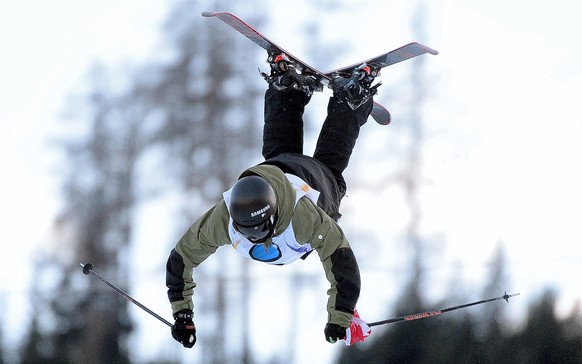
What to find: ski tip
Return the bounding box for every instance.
[422,45,439,56]
[426,46,439,55]
[410,42,439,56]
[201,11,216,18]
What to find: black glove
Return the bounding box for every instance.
[324,323,347,343]
[172,310,196,348]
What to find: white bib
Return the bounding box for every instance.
[223,174,320,265]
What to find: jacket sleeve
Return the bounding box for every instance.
[166,200,231,314]
[293,198,361,328]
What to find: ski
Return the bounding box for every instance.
[324,42,438,78]
[202,11,438,125]
[202,11,391,124]
[202,11,324,81]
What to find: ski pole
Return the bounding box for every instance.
[367,291,520,327]
[80,262,172,328]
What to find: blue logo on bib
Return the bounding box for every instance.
[249,243,282,262]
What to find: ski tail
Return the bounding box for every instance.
[371,102,391,125]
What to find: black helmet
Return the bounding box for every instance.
[229,175,277,242]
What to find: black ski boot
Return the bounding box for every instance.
[260,52,322,96]
[331,63,382,110]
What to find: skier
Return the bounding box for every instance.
[166,56,379,348]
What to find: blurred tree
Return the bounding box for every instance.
[335,0,582,362]
[507,291,582,364]
[145,1,264,362]
[477,243,513,363]
[20,0,265,362]
[337,248,582,363]
[22,63,137,363]
[338,0,435,361]
[339,0,476,362]
[0,296,4,364]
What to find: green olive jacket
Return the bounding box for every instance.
[166,164,361,327]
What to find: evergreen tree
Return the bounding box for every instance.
[22,63,136,363]
[148,1,263,361]
[20,0,264,362]
[477,243,513,363]
[507,291,582,364]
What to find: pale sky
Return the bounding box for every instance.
[1,1,581,363]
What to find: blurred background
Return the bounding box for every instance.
[1,0,581,363]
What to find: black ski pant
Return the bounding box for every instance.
[261,87,373,220]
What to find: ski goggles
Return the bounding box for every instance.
[232,215,275,243]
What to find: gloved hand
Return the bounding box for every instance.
[172,310,196,348]
[324,310,372,345]
[324,323,347,343]
[345,310,371,346]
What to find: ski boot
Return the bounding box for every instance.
[260,52,323,96]
[331,63,382,110]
